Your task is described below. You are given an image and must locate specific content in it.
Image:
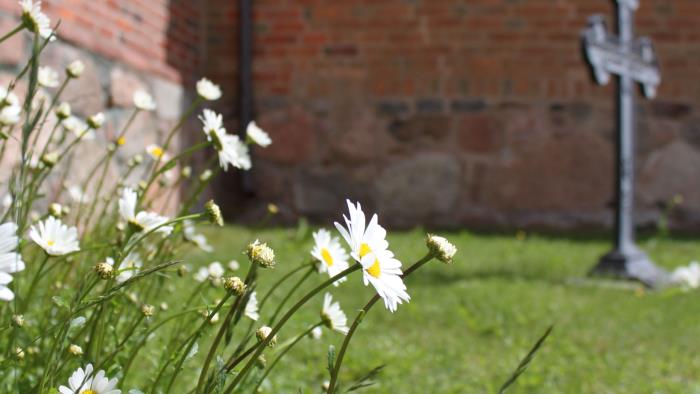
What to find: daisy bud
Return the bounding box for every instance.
[426,234,457,264]
[40,152,58,168]
[87,112,105,129]
[322,381,330,391]
[55,102,71,120]
[94,262,114,279]
[177,265,189,277]
[68,344,83,356]
[15,347,25,360]
[141,304,155,317]
[256,326,277,348]
[127,292,139,304]
[49,203,63,218]
[27,346,39,356]
[160,302,169,311]
[66,60,85,79]
[255,355,267,369]
[107,142,117,153]
[310,326,322,340]
[223,276,246,295]
[204,200,224,226]
[12,314,24,328]
[61,206,71,216]
[133,154,144,165]
[199,169,213,182]
[133,90,156,111]
[267,203,279,215]
[246,240,275,268]
[209,312,220,324]
[138,180,147,191]
[181,166,192,178]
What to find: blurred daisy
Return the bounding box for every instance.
[671,262,700,290]
[196,78,221,101]
[66,60,84,78]
[199,109,224,136]
[133,90,156,111]
[194,261,225,282]
[310,326,322,340]
[183,220,213,252]
[0,222,25,301]
[19,0,54,41]
[228,260,240,271]
[106,251,142,283]
[218,134,251,171]
[244,291,259,321]
[29,216,80,256]
[62,116,94,140]
[0,104,20,125]
[334,200,409,312]
[246,121,271,147]
[311,229,349,286]
[58,363,120,394]
[118,187,172,235]
[38,66,59,88]
[0,87,18,107]
[321,293,349,335]
[2,194,12,212]
[87,112,105,129]
[67,185,88,204]
[145,144,169,161]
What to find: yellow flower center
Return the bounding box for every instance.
[117,136,126,146]
[47,240,55,246]
[366,258,381,278]
[80,390,97,394]
[321,248,333,267]
[359,243,371,258]
[149,146,163,158]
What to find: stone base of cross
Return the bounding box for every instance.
[582,0,669,287]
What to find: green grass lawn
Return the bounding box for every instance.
[173,226,700,393]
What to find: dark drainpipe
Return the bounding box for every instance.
[239,0,253,194]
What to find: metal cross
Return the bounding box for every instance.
[581,0,667,287]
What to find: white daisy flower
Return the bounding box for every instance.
[19,0,55,41]
[133,90,156,111]
[29,216,80,256]
[0,87,19,107]
[194,261,225,282]
[0,222,25,301]
[671,261,700,290]
[62,116,94,140]
[0,104,20,125]
[118,187,172,235]
[1,194,12,212]
[66,60,84,78]
[38,66,60,88]
[58,363,120,394]
[67,186,88,204]
[244,291,259,321]
[219,134,251,171]
[106,252,143,283]
[334,200,409,312]
[246,121,271,147]
[145,144,169,161]
[183,220,213,252]
[196,78,221,101]
[311,229,349,286]
[321,293,349,335]
[55,102,71,119]
[310,326,322,340]
[199,109,224,136]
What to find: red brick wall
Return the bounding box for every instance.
[237,0,700,229]
[0,0,202,83]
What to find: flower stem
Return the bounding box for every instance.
[327,252,434,393]
[0,24,23,45]
[223,264,361,393]
[268,265,315,325]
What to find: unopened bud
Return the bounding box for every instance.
[94,262,114,279]
[49,203,63,218]
[426,234,457,264]
[204,200,224,226]
[141,304,155,317]
[68,344,83,356]
[256,326,277,348]
[12,314,24,328]
[223,276,246,295]
[246,240,275,268]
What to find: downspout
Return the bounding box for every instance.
[239,0,253,193]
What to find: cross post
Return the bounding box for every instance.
[581,0,668,287]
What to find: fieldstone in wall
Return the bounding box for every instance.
[152,78,184,121]
[374,153,461,226]
[110,67,147,108]
[43,43,106,116]
[639,141,700,210]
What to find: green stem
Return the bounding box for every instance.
[327,253,434,393]
[251,323,322,393]
[0,24,23,45]
[268,266,314,325]
[223,264,361,392]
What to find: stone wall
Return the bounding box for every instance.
[226,0,700,230]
